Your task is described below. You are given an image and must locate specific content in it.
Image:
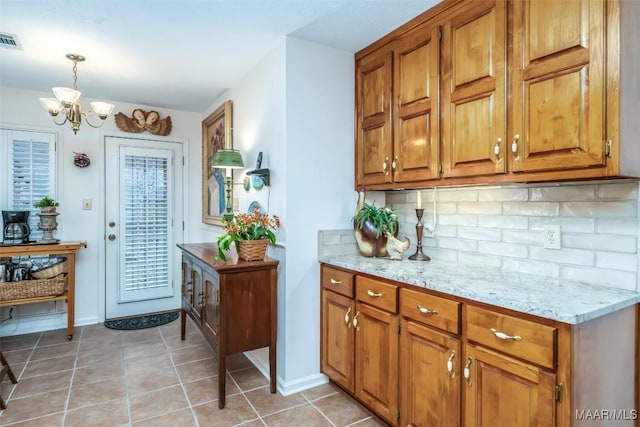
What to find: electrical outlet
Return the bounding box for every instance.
[544,225,561,249]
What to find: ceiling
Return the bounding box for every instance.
[0,0,440,113]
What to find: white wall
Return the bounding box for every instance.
[0,86,201,336]
[198,37,355,393]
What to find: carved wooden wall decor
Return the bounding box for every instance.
[114,109,172,136]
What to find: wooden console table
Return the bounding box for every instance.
[0,241,87,340]
[178,242,278,408]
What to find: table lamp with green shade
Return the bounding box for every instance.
[212,149,244,221]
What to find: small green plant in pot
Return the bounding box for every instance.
[33,196,59,213]
[353,191,398,257]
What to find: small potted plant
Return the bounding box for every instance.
[353,191,398,257]
[33,196,59,213]
[216,205,281,262]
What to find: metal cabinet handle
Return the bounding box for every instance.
[367,290,382,298]
[463,357,473,386]
[446,350,456,379]
[417,305,438,315]
[494,138,503,163]
[392,156,398,175]
[512,134,520,160]
[330,278,342,285]
[344,307,352,327]
[352,311,360,329]
[383,157,389,175]
[490,328,522,341]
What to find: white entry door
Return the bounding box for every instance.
[105,136,183,319]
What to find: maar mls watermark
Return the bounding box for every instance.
[575,409,638,421]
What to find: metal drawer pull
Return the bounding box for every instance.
[330,278,342,285]
[490,328,522,341]
[344,307,352,326]
[367,290,382,298]
[352,311,360,329]
[417,305,438,315]
[446,350,456,379]
[463,357,473,386]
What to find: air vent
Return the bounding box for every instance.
[0,33,21,50]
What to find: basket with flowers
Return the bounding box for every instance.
[216,205,281,262]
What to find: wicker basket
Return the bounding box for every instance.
[238,239,268,261]
[0,276,67,301]
[30,257,68,279]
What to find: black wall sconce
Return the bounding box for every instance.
[246,152,271,186]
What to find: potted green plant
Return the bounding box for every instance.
[353,191,398,257]
[33,196,59,213]
[216,205,281,262]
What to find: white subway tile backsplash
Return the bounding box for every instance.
[315,180,639,294]
[438,214,478,227]
[458,202,502,215]
[436,188,478,202]
[560,266,637,290]
[437,237,478,252]
[478,188,528,202]
[529,185,596,201]
[560,201,637,218]
[502,258,560,278]
[596,181,638,200]
[595,252,637,272]
[458,226,502,241]
[563,234,637,253]
[529,246,595,267]
[478,215,529,230]
[595,218,637,235]
[502,230,542,245]
[503,201,560,216]
[457,252,502,267]
[478,241,528,258]
[529,217,595,233]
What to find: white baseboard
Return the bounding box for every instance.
[0,313,100,337]
[243,350,329,396]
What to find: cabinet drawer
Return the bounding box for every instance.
[400,288,460,335]
[355,276,398,313]
[321,266,354,298]
[466,305,556,369]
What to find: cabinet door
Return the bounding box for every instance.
[441,0,507,178]
[321,289,355,393]
[355,48,393,187]
[191,264,204,323]
[393,24,441,183]
[463,343,556,427]
[400,320,460,427]
[509,0,605,173]
[181,257,194,307]
[354,302,398,425]
[203,272,219,338]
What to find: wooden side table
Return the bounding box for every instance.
[0,241,87,340]
[0,351,18,409]
[178,242,278,408]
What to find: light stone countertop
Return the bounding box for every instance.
[319,254,640,324]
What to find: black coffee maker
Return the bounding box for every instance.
[2,210,31,244]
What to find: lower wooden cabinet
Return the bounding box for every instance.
[320,263,639,427]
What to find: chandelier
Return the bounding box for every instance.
[39,53,115,134]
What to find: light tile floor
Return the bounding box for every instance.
[0,316,387,426]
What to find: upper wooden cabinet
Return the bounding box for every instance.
[509,0,605,175]
[356,21,441,188]
[441,0,506,179]
[354,0,640,190]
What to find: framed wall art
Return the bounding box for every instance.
[202,100,233,226]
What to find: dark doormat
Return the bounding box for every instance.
[104,311,179,330]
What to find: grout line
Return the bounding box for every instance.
[301,391,337,427]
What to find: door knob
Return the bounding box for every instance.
[108,234,116,241]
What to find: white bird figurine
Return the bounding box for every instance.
[384,231,410,260]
